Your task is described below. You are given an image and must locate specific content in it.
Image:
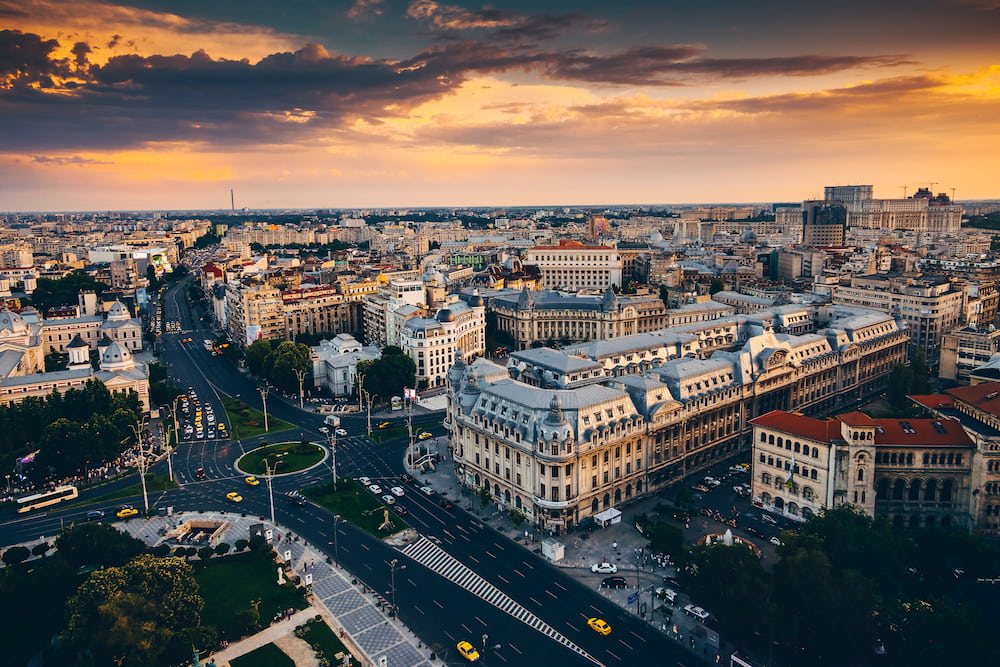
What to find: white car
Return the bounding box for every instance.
[591,561,618,574]
[419,485,436,495]
[368,484,383,495]
[358,477,371,485]
[655,587,677,603]
[381,494,396,505]
[770,536,782,546]
[683,604,711,622]
[335,428,348,436]
[390,486,405,497]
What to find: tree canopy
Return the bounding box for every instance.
[244,340,312,394]
[29,270,109,313]
[65,555,206,667]
[357,348,416,398]
[54,523,146,570]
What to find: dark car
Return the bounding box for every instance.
[285,492,307,506]
[602,576,628,589]
[391,505,409,516]
[85,510,105,522]
[195,467,206,479]
[399,473,415,484]
[439,497,455,510]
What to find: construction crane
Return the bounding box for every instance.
[900,185,908,198]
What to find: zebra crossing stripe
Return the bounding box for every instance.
[401,537,602,666]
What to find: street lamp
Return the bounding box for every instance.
[332,514,342,566]
[294,368,307,409]
[129,419,153,514]
[258,386,269,433]
[264,458,282,524]
[356,371,372,435]
[389,558,406,618]
[319,427,338,492]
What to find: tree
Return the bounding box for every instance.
[886,364,914,410]
[267,341,312,393]
[361,350,416,399]
[198,545,215,561]
[2,545,30,566]
[709,278,726,294]
[65,555,205,667]
[55,523,146,569]
[31,542,50,557]
[244,339,273,376]
[646,521,684,557]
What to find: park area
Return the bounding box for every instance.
[237,441,325,476]
[222,397,294,439]
[194,548,309,640]
[303,479,409,537]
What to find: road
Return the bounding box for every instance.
[0,277,703,666]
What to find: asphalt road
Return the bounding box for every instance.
[0,278,703,666]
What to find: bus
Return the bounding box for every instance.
[16,485,79,513]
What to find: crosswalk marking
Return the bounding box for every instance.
[401,537,602,666]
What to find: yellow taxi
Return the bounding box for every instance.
[587,617,612,635]
[418,432,433,440]
[378,421,392,429]
[244,476,260,486]
[226,492,243,503]
[456,641,480,662]
[116,506,139,519]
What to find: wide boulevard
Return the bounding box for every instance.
[0,279,700,667]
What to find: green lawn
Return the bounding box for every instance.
[297,617,355,666]
[94,474,178,503]
[302,479,409,538]
[230,642,295,667]
[222,397,294,439]
[238,441,325,476]
[194,550,308,641]
[369,421,440,443]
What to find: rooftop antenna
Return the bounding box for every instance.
[900,185,908,198]
[951,187,956,201]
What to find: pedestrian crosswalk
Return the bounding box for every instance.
[401,537,602,666]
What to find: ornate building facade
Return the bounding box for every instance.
[445,305,908,531]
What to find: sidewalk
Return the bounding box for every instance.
[414,440,720,663]
[210,608,319,666]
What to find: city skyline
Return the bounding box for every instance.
[2,0,998,211]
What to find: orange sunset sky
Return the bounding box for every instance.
[1,0,998,211]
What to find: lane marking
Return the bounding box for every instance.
[497,575,509,584]
[513,568,525,577]
[545,589,557,599]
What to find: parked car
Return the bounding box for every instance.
[692,484,711,493]
[391,505,409,516]
[418,432,433,440]
[602,576,628,589]
[761,514,778,526]
[244,476,260,486]
[770,536,782,546]
[358,477,371,485]
[86,510,105,522]
[683,604,711,622]
[655,587,677,603]
[591,561,618,574]
[419,486,435,495]
[335,428,348,436]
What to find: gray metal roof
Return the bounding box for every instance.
[510,348,601,373]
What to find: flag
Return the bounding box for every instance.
[784,455,796,489]
[404,387,417,400]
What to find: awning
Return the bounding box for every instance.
[593,507,622,525]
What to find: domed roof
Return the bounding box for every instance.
[468,291,485,308]
[107,300,131,321]
[437,309,456,323]
[67,334,89,348]
[0,309,28,335]
[649,230,664,243]
[100,340,133,369]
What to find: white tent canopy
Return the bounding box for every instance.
[593,507,622,526]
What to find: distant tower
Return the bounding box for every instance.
[67,334,91,370]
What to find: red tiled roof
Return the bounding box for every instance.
[908,394,954,410]
[945,382,1000,416]
[838,412,876,427]
[872,418,971,448]
[751,410,842,443]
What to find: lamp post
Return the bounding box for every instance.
[264,458,281,524]
[389,558,406,618]
[356,371,373,435]
[319,427,338,492]
[258,386,269,433]
[294,368,307,409]
[129,419,152,514]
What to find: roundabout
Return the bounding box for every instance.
[236,440,326,476]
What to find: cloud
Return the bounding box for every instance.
[347,0,385,20]
[30,154,111,165]
[407,0,522,30]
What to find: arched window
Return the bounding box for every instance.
[614,488,622,503]
[924,479,937,501]
[876,478,889,499]
[857,468,865,482]
[940,479,953,502]
[893,479,906,500]
[908,479,921,501]
[760,432,767,442]
[602,493,611,509]
[794,442,800,453]
[768,435,775,445]
[907,453,914,465]
[625,484,632,498]
[762,472,772,485]
[812,447,819,458]
[591,498,599,513]
[810,469,818,480]
[777,437,783,448]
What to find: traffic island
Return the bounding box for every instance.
[301,479,410,538]
[237,441,326,476]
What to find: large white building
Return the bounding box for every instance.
[523,240,623,292]
[401,295,486,388]
[446,305,908,531]
[311,333,380,396]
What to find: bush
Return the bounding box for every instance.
[198,546,215,561]
[235,539,249,552]
[2,546,30,565]
[249,535,267,553]
[31,542,50,557]
[151,544,171,557]
[214,542,231,556]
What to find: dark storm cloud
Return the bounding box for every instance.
[0,22,916,154]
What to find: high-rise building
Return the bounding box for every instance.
[801,200,847,247]
[824,185,873,205]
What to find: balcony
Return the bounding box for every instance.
[533,497,572,510]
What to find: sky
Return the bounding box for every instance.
[1,0,998,211]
